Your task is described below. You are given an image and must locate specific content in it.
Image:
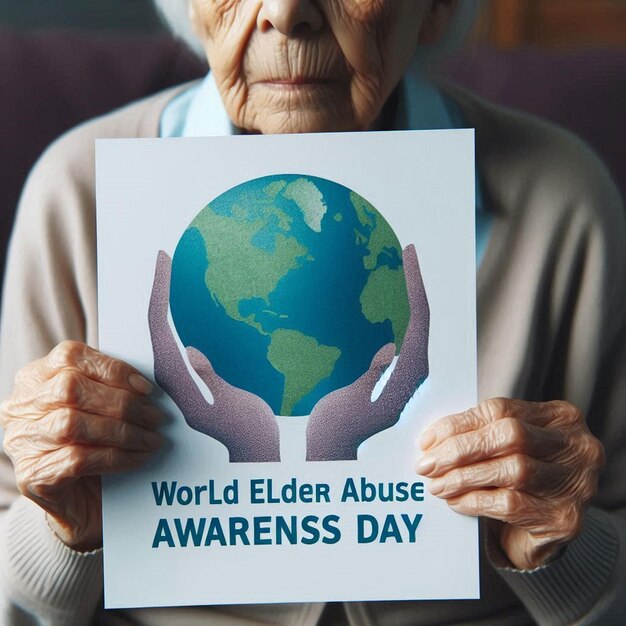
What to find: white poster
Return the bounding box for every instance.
[96,129,478,609]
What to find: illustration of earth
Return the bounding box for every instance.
[169,174,410,416]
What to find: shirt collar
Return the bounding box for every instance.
[160,72,238,138]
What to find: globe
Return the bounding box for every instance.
[170,174,410,417]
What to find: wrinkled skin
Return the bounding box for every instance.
[416,398,605,569]
[0,342,165,550]
[189,0,457,133]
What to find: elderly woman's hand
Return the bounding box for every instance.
[416,398,605,570]
[0,341,165,551]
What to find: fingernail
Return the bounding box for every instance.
[419,430,436,450]
[129,374,152,395]
[428,478,445,496]
[415,455,436,476]
[142,430,164,450]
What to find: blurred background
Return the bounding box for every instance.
[1,0,625,287]
[3,0,626,46]
[0,0,162,31]
[477,0,626,48]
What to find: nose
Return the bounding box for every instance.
[257,0,324,35]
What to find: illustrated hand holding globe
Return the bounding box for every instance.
[148,175,430,463]
[149,251,281,462]
[306,244,429,461]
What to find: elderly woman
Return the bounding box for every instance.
[0,1,625,624]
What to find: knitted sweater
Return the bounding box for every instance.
[0,83,625,626]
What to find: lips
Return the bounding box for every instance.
[256,77,337,86]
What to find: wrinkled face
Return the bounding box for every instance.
[190,0,449,134]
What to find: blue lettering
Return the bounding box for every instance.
[174,517,206,546]
[152,518,175,548]
[151,481,177,506]
[266,479,280,504]
[250,479,263,504]
[301,515,320,545]
[341,478,358,502]
[411,483,424,501]
[205,518,227,546]
[396,483,409,502]
[402,513,422,542]
[357,515,378,543]
[254,516,273,545]
[276,516,298,545]
[228,517,250,545]
[360,478,377,502]
[322,515,341,544]
[380,515,402,543]
[177,486,193,505]
[208,481,222,505]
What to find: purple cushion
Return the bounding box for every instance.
[0,29,206,286]
[439,46,626,202]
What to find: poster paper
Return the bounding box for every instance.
[96,130,479,609]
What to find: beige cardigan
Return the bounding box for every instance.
[0,83,625,626]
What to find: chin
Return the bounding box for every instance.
[256,114,357,135]
[241,90,366,134]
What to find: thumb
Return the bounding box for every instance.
[358,342,396,394]
[186,347,224,402]
[371,342,396,370]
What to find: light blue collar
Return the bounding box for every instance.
[161,73,236,138]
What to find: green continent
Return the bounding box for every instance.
[350,192,402,270]
[192,208,307,332]
[360,266,410,349]
[267,329,341,415]
[263,180,287,201]
[351,191,376,229]
[283,178,328,233]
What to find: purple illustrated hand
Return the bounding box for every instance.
[306,244,429,461]
[148,251,280,462]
